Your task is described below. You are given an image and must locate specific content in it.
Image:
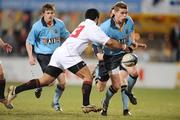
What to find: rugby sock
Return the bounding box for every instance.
[53,85,65,105]
[121,89,129,110]
[103,85,117,106]
[0,79,5,99]
[127,75,138,92]
[15,79,40,94]
[82,81,92,106]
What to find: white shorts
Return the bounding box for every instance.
[0,60,2,64]
[49,47,83,70]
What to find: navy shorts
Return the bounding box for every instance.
[98,54,126,82]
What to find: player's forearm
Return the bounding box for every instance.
[131,42,147,49]
[0,38,5,48]
[26,42,34,58]
[106,38,126,50]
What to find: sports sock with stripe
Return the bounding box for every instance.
[127,75,138,92]
[103,85,117,106]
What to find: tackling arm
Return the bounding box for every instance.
[105,38,127,50]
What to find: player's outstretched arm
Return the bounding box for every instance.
[131,42,147,49]
[105,38,127,50]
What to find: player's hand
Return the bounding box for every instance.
[29,56,36,65]
[131,42,138,49]
[3,43,13,53]
[96,53,104,61]
[123,44,133,53]
[138,43,147,49]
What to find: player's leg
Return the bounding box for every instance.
[95,61,109,92]
[0,63,13,109]
[35,54,51,98]
[101,72,119,116]
[7,66,62,105]
[119,69,132,115]
[52,72,66,111]
[126,66,138,93]
[68,61,102,113]
[125,65,138,105]
[120,66,137,105]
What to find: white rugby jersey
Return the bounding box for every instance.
[59,19,110,56]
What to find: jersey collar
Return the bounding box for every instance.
[41,17,56,27]
[85,19,96,25]
[110,17,127,29]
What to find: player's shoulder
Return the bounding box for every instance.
[126,16,134,25]
[54,18,65,25]
[32,19,42,29]
[100,19,111,27]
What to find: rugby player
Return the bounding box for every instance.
[92,1,146,116]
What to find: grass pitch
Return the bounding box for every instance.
[0,82,180,120]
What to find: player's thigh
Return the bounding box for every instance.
[75,65,92,81]
[110,73,121,90]
[67,61,92,81]
[42,65,63,86]
[39,73,56,85]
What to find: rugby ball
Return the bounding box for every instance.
[122,53,138,67]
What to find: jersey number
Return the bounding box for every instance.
[70,25,85,38]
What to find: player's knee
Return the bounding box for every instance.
[83,77,93,84]
[109,85,118,93]
[97,86,105,92]
[112,84,120,91]
[130,70,138,77]
[130,72,138,78]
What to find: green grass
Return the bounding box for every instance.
[0,82,180,120]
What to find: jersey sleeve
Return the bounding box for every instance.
[92,42,102,55]
[60,22,70,39]
[26,25,38,45]
[127,16,135,46]
[127,16,134,34]
[87,25,109,46]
